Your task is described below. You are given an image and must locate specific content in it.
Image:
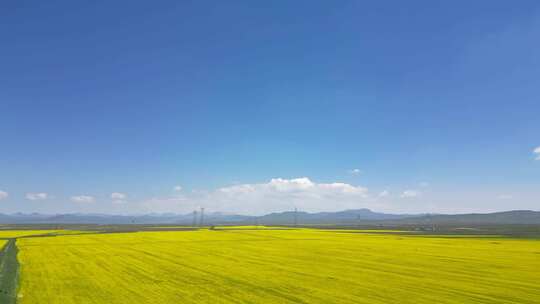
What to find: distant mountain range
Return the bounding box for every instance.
[0,209,539,225]
[257,208,415,224]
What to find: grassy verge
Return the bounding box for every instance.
[0,239,19,304]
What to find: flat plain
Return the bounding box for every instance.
[9,228,540,304]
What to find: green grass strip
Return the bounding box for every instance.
[0,239,19,304]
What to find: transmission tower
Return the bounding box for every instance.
[294,207,298,227]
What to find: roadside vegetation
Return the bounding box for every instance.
[0,239,18,304]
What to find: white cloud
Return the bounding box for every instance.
[111,192,127,204]
[348,168,361,175]
[141,177,373,215]
[111,192,127,200]
[173,185,183,192]
[378,190,389,197]
[71,195,95,203]
[0,190,8,200]
[534,146,540,160]
[401,190,420,198]
[25,192,48,200]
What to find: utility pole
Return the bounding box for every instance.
[429,213,436,232]
[192,210,198,227]
[199,207,205,227]
[294,207,298,227]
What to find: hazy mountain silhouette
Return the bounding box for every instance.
[0,209,538,225]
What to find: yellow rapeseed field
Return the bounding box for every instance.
[0,230,60,238]
[16,229,540,303]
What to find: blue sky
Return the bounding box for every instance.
[1,1,539,215]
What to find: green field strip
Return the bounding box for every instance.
[0,239,19,304]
